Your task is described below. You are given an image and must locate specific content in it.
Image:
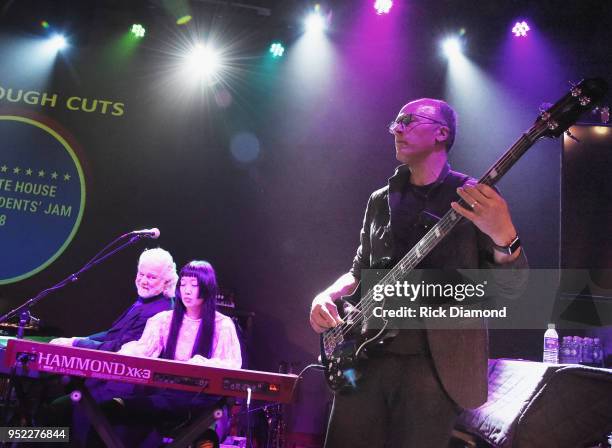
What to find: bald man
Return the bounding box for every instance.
[310,99,528,447]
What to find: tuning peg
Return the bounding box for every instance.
[565,130,580,142]
[547,120,559,130]
[571,86,582,97]
[539,102,553,114]
[579,96,591,106]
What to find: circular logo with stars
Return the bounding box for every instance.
[0,115,86,284]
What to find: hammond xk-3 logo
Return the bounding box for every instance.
[36,352,151,381]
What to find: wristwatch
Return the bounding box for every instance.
[492,235,521,255]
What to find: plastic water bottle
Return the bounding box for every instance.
[581,337,594,365]
[559,336,572,363]
[592,338,604,367]
[543,323,559,363]
[573,336,583,363]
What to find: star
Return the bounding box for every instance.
[26,168,33,176]
[63,173,71,181]
[0,165,7,173]
[13,167,20,174]
[38,170,45,177]
[51,172,58,180]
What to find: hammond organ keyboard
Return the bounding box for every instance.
[2,338,298,403]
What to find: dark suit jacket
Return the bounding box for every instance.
[73,294,173,353]
[350,164,528,409]
[66,294,173,442]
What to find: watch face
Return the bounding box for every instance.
[494,237,520,255]
[508,237,521,254]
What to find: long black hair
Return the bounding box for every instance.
[161,260,218,359]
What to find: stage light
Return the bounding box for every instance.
[374,0,393,14]
[131,24,146,38]
[185,43,221,79]
[269,42,285,58]
[305,5,326,34]
[176,15,193,25]
[41,21,50,29]
[512,21,530,37]
[442,37,462,59]
[45,34,67,52]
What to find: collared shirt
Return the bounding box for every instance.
[389,162,455,265]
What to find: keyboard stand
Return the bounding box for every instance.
[167,397,233,448]
[72,382,232,448]
[71,383,126,448]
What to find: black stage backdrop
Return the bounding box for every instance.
[1,0,611,436]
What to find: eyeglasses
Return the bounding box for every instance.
[388,113,447,134]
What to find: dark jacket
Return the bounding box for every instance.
[73,294,173,353]
[350,163,528,408]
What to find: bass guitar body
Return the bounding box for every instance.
[320,260,394,392]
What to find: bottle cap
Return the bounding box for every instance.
[547,323,556,330]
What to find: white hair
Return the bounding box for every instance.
[138,248,178,298]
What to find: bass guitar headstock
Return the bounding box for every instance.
[534,78,608,139]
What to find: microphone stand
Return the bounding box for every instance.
[0,233,151,332]
[0,232,153,427]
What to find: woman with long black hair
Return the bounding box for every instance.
[95,260,242,447]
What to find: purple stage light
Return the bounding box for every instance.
[512,21,530,37]
[374,0,393,15]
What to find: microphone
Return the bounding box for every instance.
[129,228,160,239]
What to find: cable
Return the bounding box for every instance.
[246,387,252,448]
[288,363,325,403]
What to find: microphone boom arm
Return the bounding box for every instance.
[0,234,147,330]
